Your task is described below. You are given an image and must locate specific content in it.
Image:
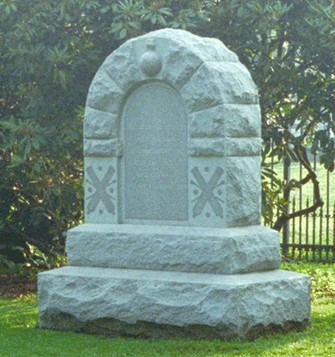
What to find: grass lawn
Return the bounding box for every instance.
[289,161,335,204]
[270,160,335,205]
[1,262,335,356]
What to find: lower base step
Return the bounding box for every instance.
[38,266,310,340]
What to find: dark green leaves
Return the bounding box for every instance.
[0,0,334,262]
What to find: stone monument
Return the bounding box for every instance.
[38,29,310,340]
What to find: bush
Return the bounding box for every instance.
[1,0,334,265]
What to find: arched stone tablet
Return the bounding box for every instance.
[122,82,188,222]
[84,29,261,228]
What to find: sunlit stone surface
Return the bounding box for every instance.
[38,29,310,340]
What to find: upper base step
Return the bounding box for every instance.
[66,224,280,274]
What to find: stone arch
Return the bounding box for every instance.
[83,29,262,227]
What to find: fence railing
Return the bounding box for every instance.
[267,153,335,262]
[281,197,335,262]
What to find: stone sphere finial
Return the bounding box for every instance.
[140,41,162,77]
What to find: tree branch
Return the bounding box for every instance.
[273,144,323,231]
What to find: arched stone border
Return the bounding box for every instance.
[83,29,262,227]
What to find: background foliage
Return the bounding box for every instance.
[0,0,334,266]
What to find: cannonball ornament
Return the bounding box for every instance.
[140,43,162,77]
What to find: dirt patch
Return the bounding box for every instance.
[0,275,37,298]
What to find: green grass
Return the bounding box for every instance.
[271,161,335,205]
[289,161,335,204]
[1,262,335,357]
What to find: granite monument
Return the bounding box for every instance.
[38,29,310,340]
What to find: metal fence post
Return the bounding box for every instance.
[282,156,290,257]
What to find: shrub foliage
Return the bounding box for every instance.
[0,0,334,263]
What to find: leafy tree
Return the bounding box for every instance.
[0,0,93,262]
[0,0,334,265]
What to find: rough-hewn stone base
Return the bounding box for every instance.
[38,267,310,340]
[66,224,281,275]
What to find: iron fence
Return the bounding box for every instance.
[267,152,335,262]
[282,197,335,262]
